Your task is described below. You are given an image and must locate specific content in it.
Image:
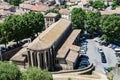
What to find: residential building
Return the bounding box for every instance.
[0,2,15,22]
[19,3,33,12]
[44,12,59,29]
[59,8,71,20]
[30,5,49,13]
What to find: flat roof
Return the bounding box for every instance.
[45,12,58,17]
[57,29,81,58]
[70,45,80,52]
[28,19,71,51]
[66,50,78,63]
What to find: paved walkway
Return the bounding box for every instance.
[53,71,108,80]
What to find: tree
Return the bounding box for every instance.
[111,0,119,9]
[0,61,21,80]
[0,12,44,45]
[0,22,12,47]
[88,0,94,6]
[22,67,53,80]
[4,0,24,6]
[100,14,120,42]
[30,12,44,36]
[4,15,24,44]
[90,0,106,10]
[71,8,86,31]
[86,11,101,37]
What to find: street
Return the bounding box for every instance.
[86,39,117,72]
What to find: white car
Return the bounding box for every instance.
[94,37,101,43]
[98,47,103,53]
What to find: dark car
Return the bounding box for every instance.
[101,52,107,63]
[78,59,90,69]
[80,55,89,60]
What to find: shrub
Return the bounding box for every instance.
[22,67,53,80]
[0,61,21,80]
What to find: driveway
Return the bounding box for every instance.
[86,39,117,72]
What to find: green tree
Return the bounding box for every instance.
[0,22,12,47]
[111,0,119,9]
[0,61,21,80]
[90,0,106,10]
[4,0,24,6]
[100,14,120,42]
[86,11,101,37]
[0,12,44,45]
[71,8,86,31]
[88,0,94,6]
[22,67,53,80]
[4,15,24,44]
[31,12,44,36]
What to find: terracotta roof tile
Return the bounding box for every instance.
[66,50,78,62]
[30,5,49,12]
[59,8,70,15]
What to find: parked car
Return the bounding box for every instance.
[78,60,90,69]
[101,52,107,63]
[80,55,89,60]
[94,37,101,43]
[78,55,89,69]
[0,46,7,54]
[98,47,103,53]
[101,41,109,46]
[111,44,118,49]
[114,48,120,52]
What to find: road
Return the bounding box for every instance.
[86,39,117,72]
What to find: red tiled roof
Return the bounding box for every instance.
[59,8,70,15]
[20,3,33,9]
[30,5,49,12]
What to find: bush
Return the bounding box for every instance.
[22,67,53,80]
[0,61,21,80]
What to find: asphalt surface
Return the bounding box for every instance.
[86,39,117,72]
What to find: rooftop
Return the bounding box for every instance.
[70,45,80,52]
[45,12,58,17]
[30,5,49,12]
[66,50,78,62]
[19,3,33,10]
[59,8,70,15]
[27,19,71,51]
[0,2,13,10]
[57,29,81,58]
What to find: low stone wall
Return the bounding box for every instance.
[2,47,22,60]
[52,63,95,74]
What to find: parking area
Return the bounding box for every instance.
[84,39,117,72]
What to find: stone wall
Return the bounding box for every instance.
[2,47,22,60]
[52,63,95,74]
